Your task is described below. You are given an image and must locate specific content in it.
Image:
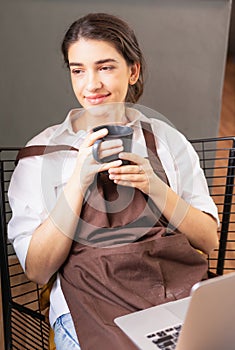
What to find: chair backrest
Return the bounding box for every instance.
[0,148,49,350]
[0,137,234,348]
[190,137,235,275]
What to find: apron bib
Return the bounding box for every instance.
[59,122,208,350]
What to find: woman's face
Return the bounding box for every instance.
[68,38,139,109]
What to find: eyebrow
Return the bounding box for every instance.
[69,58,118,67]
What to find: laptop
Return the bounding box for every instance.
[114,272,235,350]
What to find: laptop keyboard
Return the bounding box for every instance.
[146,324,182,349]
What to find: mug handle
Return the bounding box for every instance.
[92,139,103,163]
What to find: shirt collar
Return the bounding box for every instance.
[51,108,87,147]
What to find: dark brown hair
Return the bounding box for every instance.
[61,13,145,103]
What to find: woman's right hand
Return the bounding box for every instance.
[72,128,123,194]
[25,128,123,284]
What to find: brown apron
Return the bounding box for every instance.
[16,122,208,349]
[58,122,208,350]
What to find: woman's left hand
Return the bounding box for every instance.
[108,152,156,195]
[109,152,219,255]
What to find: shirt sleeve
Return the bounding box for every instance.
[177,139,220,225]
[151,118,220,226]
[8,157,47,271]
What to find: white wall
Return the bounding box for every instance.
[0,0,232,146]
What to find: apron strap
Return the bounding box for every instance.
[15,121,156,166]
[140,121,168,184]
[15,144,78,165]
[140,121,158,155]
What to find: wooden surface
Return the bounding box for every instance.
[217,56,235,272]
[219,56,235,137]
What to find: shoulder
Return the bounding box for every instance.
[13,124,62,180]
[133,108,196,160]
[136,108,188,145]
[147,116,196,158]
[147,116,202,189]
[149,117,186,141]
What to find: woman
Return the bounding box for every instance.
[8,13,219,349]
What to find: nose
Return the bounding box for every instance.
[86,71,103,92]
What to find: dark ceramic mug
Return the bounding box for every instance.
[92,124,133,164]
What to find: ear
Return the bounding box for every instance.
[129,62,140,85]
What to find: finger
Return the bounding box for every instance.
[81,128,108,148]
[112,179,145,188]
[92,139,123,163]
[138,165,145,174]
[109,173,145,182]
[100,146,124,161]
[109,164,144,175]
[118,152,143,164]
[98,139,123,157]
[100,139,123,150]
[97,159,123,173]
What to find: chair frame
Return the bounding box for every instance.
[0,148,49,350]
[0,136,235,349]
[190,136,235,275]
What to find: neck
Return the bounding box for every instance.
[73,103,129,132]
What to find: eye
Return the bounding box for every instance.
[100,66,115,71]
[71,68,84,75]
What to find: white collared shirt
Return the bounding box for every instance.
[8,107,219,327]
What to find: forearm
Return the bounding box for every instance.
[25,175,84,285]
[24,130,123,284]
[149,174,219,255]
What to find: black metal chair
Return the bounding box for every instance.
[0,148,49,350]
[0,136,235,349]
[190,136,235,275]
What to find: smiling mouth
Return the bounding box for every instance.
[85,93,111,105]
